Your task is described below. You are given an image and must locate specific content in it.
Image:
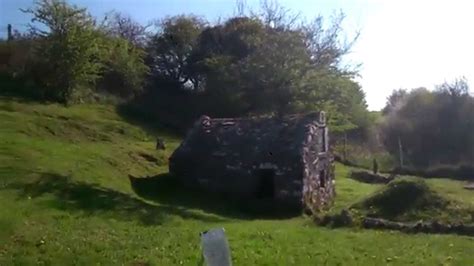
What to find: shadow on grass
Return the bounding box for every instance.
[0,75,52,104]
[129,173,301,220]
[8,173,226,225]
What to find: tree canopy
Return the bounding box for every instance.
[143,5,370,131]
[381,79,474,167]
[2,0,371,133]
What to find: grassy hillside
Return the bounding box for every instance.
[0,97,473,265]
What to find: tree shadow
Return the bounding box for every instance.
[8,173,226,225]
[129,173,301,219]
[0,75,51,104]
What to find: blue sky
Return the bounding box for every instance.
[1,0,473,110]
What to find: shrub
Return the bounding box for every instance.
[23,0,104,103]
[98,37,149,97]
[353,178,448,221]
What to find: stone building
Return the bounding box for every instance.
[169,112,335,213]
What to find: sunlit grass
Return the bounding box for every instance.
[0,97,473,265]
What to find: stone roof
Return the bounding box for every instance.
[170,112,326,166]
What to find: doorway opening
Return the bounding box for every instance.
[319,170,326,187]
[256,169,275,199]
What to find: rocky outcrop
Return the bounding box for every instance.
[464,182,474,190]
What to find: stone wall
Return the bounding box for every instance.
[169,112,333,213]
[302,120,335,214]
[171,153,305,206]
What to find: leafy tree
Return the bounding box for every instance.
[381,81,474,167]
[138,6,371,133]
[102,11,149,46]
[187,11,368,128]
[382,89,408,115]
[147,15,206,89]
[302,12,358,72]
[23,0,104,103]
[435,77,469,97]
[299,69,368,132]
[98,36,149,97]
[190,17,276,115]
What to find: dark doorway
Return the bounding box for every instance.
[256,169,275,199]
[319,170,326,187]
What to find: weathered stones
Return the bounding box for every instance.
[155,138,166,150]
[169,112,335,214]
[316,209,353,227]
[335,209,353,227]
[464,182,474,190]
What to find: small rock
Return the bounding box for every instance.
[156,138,166,150]
[36,239,45,247]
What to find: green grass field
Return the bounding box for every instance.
[1,97,473,265]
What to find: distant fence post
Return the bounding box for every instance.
[398,136,404,168]
[7,24,12,41]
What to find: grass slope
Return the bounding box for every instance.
[0,97,473,265]
[351,178,474,223]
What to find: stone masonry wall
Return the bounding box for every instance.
[302,121,335,214]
